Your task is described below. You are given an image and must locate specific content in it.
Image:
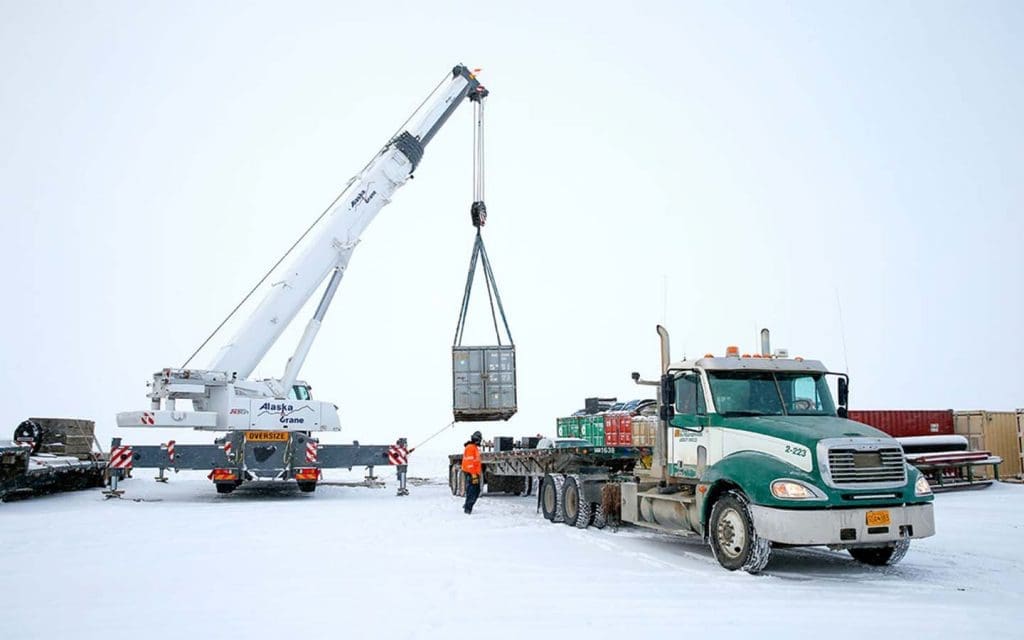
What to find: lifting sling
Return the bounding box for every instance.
[451,85,517,422]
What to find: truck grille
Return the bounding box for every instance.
[825,445,906,487]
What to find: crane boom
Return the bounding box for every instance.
[208,65,482,381]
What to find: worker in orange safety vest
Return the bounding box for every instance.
[461,430,483,514]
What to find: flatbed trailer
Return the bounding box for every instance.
[2,418,109,502]
[448,446,650,525]
[1,445,107,501]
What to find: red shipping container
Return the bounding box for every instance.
[847,410,954,438]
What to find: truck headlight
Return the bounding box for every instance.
[914,474,932,496]
[771,480,825,500]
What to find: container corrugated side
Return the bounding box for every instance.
[452,345,517,422]
[954,411,1022,477]
[847,410,954,438]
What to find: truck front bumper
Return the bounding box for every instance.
[748,503,935,546]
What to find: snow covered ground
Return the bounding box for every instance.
[2,454,1022,639]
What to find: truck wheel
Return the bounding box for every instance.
[591,504,607,529]
[215,483,235,494]
[540,474,565,522]
[848,540,910,566]
[560,475,592,528]
[298,481,317,493]
[708,491,772,573]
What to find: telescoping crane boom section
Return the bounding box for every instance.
[209,66,483,382]
[116,65,486,434]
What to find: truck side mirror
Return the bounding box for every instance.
[660,374,676,421]
[660,403,675,421]
[837,377,849,418]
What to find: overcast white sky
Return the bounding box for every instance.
[1,1,1021,451]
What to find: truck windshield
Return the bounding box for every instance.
[706,371,837,417]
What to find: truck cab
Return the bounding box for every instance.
[622,337,935,573]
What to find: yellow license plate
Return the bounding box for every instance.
[866,510,891,527]
[245,431,290,442]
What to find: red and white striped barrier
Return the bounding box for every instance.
[140,412,155,425]
[108,446,134,469]
[223,441,233,460]
[305,441,318,464]
[166,440,176,463]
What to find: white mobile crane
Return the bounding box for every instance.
[109,65,489,494]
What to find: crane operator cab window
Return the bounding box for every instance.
[289,385,312,401]
[674,373,705,416]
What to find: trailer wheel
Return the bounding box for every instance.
[708,490,772,573]
[560,475,591,528]
[540,474,565,522]
[848,540,910,566]
[215,483,235,495]
[456,468,466,497]
[298,481,317,493]
[591,504,607,529]
[449,464,459,496]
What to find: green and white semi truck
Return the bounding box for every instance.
[619,326,935,572]
[459,326,936,573]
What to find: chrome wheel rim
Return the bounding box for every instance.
[717,507,747,559]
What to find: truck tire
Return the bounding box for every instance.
[848,540,910,566]
[540,474,565,522]
[215,483,235,495]
[298,481,317,493]
[560,475,592,528]
[456,469,466,497]
[708,491,772,573]
[591,504,607,529]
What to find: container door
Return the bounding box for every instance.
[453,349,485,411]
[484,348,516,410]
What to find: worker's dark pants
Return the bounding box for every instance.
[396,465,408,490]
[463,472,481,512]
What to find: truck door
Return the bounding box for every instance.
[668,371,710,480]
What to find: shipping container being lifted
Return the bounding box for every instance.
[450,86,516,423]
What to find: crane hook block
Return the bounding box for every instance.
[471,201,487,227]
